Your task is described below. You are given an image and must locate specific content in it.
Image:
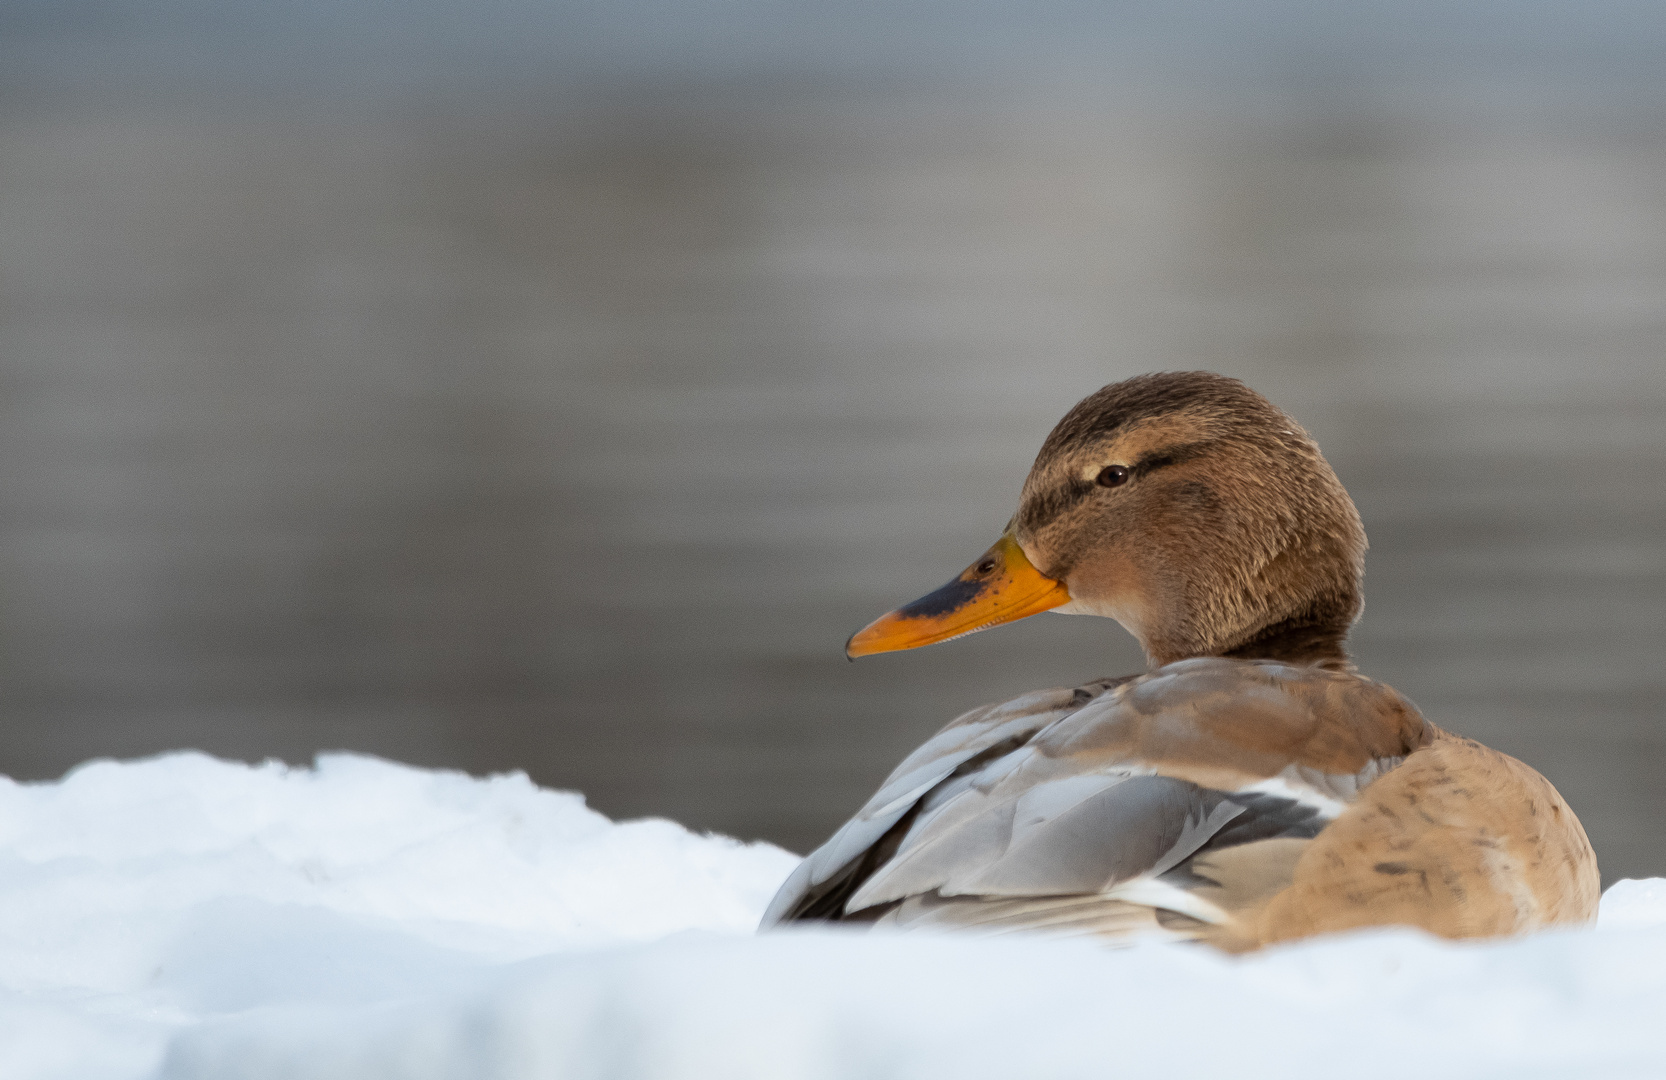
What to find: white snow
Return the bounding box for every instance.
[0,752,1661,1080]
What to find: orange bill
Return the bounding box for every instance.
[846,533,1072,658]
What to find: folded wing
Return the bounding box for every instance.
[763,657,1431,944]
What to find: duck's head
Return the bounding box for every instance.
[847,372,1366,669]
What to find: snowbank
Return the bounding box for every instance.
[0,753,1660,1080]
[0,752,795,1080]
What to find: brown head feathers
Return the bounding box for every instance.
[1013,372,1367,670]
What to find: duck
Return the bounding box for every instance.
[761,371,1599,950]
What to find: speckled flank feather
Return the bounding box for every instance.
[1243,733,1600,946]
[765,371,1599,947]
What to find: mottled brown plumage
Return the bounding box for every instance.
[763,371,1599,948]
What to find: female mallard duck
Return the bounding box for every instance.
[762,371,1598,950]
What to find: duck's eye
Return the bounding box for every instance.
[1095,464,1129,488]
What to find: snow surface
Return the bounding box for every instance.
[0,752,1662,1080]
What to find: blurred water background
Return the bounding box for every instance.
[2,1,1664,882]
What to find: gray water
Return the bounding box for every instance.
[2,77,1664,882]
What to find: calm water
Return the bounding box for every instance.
[1,87,1663,882]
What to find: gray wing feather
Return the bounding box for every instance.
[876,893,1184,940]
[800,708,1038,886]
[760,687,1090,926]
[972,777,1246,895]
[853,773,1246,906]
[759,857,821,928]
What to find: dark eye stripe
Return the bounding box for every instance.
[1019,442,1210,533]
[1131,441,1208,478]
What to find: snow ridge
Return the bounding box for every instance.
[0,751,1659,1080]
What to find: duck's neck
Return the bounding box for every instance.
[1147,593,1359,671]
[1220,612,1354,671]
